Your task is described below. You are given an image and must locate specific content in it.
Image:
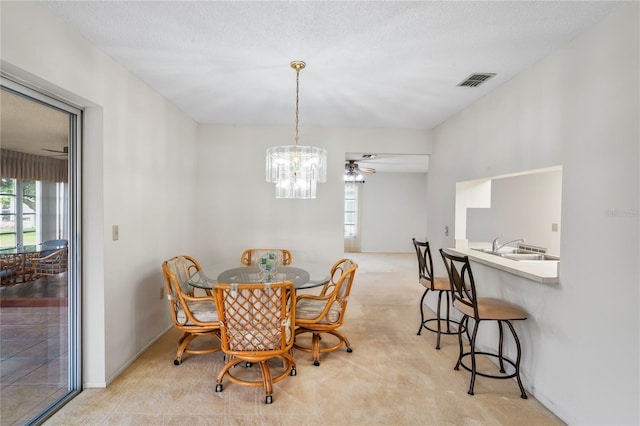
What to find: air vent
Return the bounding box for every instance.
[457,73,496,88]
[361,154,376,159]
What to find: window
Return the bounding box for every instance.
[344,184,358,237]
[0,178,17,249]
[0,178,40,250]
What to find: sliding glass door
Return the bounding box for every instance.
[0,78,81,425]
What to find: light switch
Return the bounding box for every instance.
[444,226,449,236]
[551,223,558,232]
[112,225,119,241]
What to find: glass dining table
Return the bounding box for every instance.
[188,263,331,292]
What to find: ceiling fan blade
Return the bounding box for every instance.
[345,160,376,174]
[42,147,68,154]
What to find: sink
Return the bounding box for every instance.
[471,248,559,261]
[471,248,517,254]
[501,253,559,261]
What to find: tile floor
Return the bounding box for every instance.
[1,275,70,426]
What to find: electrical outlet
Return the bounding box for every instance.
[112,225,119,241]
[160,287,164,300]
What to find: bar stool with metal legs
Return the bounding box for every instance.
[439,248,528,399]
[413,238,463,349]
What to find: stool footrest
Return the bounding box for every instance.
[420,318,465,336]
[457,351,518,380]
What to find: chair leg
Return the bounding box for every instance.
[444,292,452,333]
[505,321,528,399]
[312,333,321,366]
[454,315,468,371]
[175,333,197,365]
[435,290,443,349]
[498,321,506,373]
[416,288,429,335]
[178,332,190,345]
[215,357,244,392]
[259,361,274,404]
[467,319,481,396]
[327,329,352,351]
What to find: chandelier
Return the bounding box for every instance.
[266,61,327,199]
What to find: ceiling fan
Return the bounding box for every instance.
[345,160,376,175]
[42,146,68,157]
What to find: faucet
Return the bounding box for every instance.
[492,235,525,253]
[491,235,504,253]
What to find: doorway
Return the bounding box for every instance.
[344,153,429,253]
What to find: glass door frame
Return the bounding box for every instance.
[1,74,83,424]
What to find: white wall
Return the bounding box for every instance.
[1,2,200,386]
[427,4,639,424]
[467,169,562,255]
[195,125,431,265]
[360,172,428,252]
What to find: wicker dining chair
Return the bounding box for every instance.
[294,258,358,366]
[1,253,22,285]
[213,281,296,404]
[162,256,221,365]
[240,249,292,266]
[31,246,68,278]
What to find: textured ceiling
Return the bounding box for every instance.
[40,0,621,129]
[2,1,623,173]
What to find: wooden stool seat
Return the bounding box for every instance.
[454,297,528,321]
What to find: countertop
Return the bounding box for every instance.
[445,243,560,284]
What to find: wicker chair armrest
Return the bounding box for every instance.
[31,247,66,262]
[182,293,216,303]
[296,292,333,302]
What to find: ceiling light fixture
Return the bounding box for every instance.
[343,170,365,184]
[266,61,327,199]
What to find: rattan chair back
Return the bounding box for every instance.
[240,249,292,266]
[213,281,296,403]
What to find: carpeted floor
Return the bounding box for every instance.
[44,253,564,425]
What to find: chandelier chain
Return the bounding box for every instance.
[295,68,300,146]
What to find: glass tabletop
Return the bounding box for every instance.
[0,245,40,255]
[188,264,330,290]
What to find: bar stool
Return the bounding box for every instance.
[412,238,463,349]
[439,249,528,399]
